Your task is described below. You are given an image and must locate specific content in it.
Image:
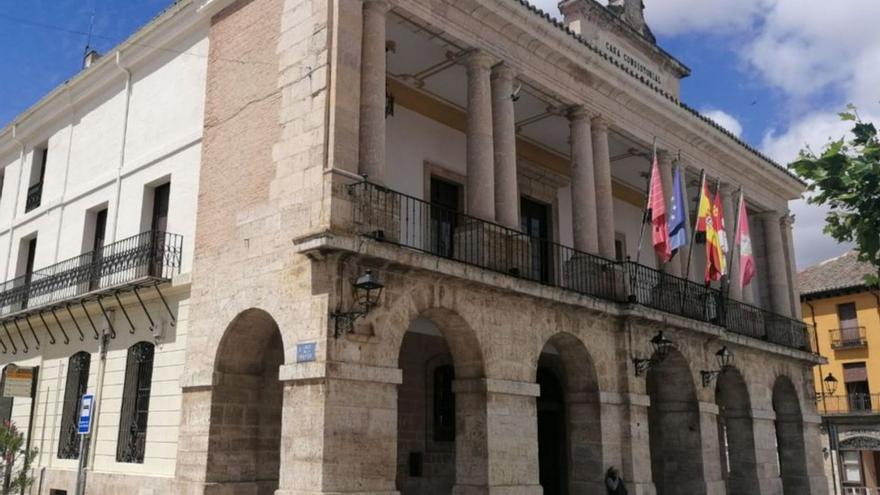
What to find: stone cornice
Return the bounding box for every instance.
[0,0,207,157]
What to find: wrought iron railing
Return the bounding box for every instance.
[844,487,880,495]
[831,326,868,349]
[822,393,880,415]
[24,182,42,213]
[0,230,182,316]
[348,181,812,352]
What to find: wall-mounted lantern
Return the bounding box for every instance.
[814,372,839,402]
[700,346,733,387]
[331,270,384,337]
[632,331,673,377]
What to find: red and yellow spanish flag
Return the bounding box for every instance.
[705,188,726,283]
[695,180,712,244]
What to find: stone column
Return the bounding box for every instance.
[802,415,832,495]
[781,214,803,319]
[606,392,655,495]
[697,401,727,495]
[276,363,402,495]
[569,107,599,254]
[452,378,542,494]
[592,116,616,259]
[721,185,742,301]
[491,64,519,230]
[466,51,496,221]
[759,211,792,318]
[751,410,785,495]
[358,0,389,184]
[657,151,682,277]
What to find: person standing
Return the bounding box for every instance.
[605,466,628,495]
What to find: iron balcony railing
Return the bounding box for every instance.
[24,182,42,213]
[843,488,880,495]
[349,181,812,352]
[831,326,868,349]
[822,393,880,415]
[0,230,183,316]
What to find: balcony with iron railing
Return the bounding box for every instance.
[831,326,868,350]
[348,181,813,352]
[24,182,42,213]
[822,393,880,415]
[0,230,183,319]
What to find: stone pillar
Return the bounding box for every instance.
[698,401,727,495]
[569,107,599,254]
[466,51,496,221]
[452,378,542,495]
[358,0,389,184]
[721,185,742,301]
[751,411,785,495]
[491,64,519,230]
[592,116,616,259]
[657,151,682,277]
[759,211,792,318]
[781,214,803,319]
[276,363,402,495]
[803,415,831,495]
[606,392,655,495]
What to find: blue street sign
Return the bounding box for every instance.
[78,394,94,435]
[296,342,316,363]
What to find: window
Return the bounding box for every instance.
[150,183,170,233]
[432,365,455,442]
[17,237,37,309]
[85,208,108,291]
[58,352,91,459]
[521,197,552,283]
[25,147,47,213]
[614,232,627,261]
[844,362,871,412]
[429,177,460,258]
[117,342,155,463]
[841,450,863,484]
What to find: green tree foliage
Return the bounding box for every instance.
[790,105,880,284]
[0,420,37,495]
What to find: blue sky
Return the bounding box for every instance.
[2,0,876,269]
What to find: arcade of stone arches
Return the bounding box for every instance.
[202,307,812,495]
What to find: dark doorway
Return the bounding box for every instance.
[430,177,460,258]
[521,197,552,283]
[20,238,37,308]
[89,209,107,291]
[537,366,567,495]
[150,183,170,233]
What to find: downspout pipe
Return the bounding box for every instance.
[109,50,133,243]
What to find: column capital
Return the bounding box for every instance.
[754,210,783,222]
[657,149,674,166]
[719,182,738,195]
[490,62,516,81]
[781,212,795,228]
[590,115,610,131]
[362,0,390,13]
[465,49,494,71]
[567,105,590,122]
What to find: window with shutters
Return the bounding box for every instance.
[57,352,91,459]
[116,342,155,463]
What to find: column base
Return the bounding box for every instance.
[275,491,399,495]
[453,221,531,277]
[453,485,543,495]
[173,480,272,495]
[563,254,625,300]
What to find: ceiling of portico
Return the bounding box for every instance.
[387,11,654,194]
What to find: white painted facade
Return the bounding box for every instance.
[0,1,209,489]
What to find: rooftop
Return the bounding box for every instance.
[799,251,877,297]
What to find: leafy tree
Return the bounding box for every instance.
[0,420,37,495]
[790,105,880,284]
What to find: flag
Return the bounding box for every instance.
[705,186,726,282]
[649,156,672,263]
[695,179,712,244]
[736,196,756,288]
[667,166,688,254]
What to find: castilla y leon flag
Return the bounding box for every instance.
[648,156,672,263]
[705,185,727,283]
[736,196,756,288]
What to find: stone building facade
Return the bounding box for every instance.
[0,0,827,494]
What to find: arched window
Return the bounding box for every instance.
[116,341,155,463]
[58,352,91,459]
[433,365,455,442]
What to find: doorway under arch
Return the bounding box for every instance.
[773,375,809,495]
[206,308,284,495]
[536,332,603,495]
[647,349,706,495]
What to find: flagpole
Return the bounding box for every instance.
[725,187,744,298]
[683,169,705,284]
[635,138,657,265]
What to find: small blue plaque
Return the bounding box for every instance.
[296,342,317,363]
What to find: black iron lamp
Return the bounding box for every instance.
[814,372,838,402]
[700,345,733,387]
[331,270,384,337]
[633,331,674,377]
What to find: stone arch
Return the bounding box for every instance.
[536,332,603,494]
[206,308,284,495]
[772,375,809,495]
[395,309,486,495]
[715,367,760,495]
[647,348,706,495]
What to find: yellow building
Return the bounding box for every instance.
[801,251,880,493]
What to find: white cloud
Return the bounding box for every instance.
[700,109,743,137]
